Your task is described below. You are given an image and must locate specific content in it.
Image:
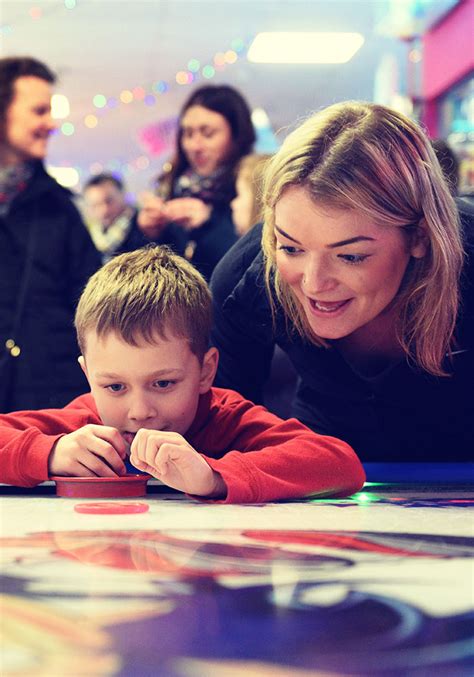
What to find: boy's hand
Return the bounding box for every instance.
[48,425,127,478]
[129,429,226,498]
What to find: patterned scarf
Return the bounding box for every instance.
[172,166,235,206]
[87,205,135,263]
[0,163,33,217]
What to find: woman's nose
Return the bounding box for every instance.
[302,258,336,294]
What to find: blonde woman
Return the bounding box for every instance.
[211,101,474,461]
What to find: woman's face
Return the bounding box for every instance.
[274,186,426,345]
[180,105,233,176]
[231,176,254,236]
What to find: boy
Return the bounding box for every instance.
[0,247,365,502]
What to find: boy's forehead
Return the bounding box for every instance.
[82,327,188,353]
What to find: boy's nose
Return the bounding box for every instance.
[128,396,156,422]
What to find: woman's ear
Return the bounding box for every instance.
[410,227,429,259]
[199,347,219,393]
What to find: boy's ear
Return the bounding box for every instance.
[199,347,219,393]
[78,355,89,380]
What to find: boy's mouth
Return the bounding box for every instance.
[122,431,137,446]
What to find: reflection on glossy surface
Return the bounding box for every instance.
[0,488,473,676]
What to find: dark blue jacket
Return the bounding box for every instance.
[0,162,101,411]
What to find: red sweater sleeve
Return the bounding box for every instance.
[0,394,100,487]
[187,388,365,503]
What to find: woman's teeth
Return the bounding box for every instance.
[312,299,348,312]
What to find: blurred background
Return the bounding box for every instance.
[1,0,472,197]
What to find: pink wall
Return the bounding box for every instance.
[422,0,474,100]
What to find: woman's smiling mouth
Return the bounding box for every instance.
[308,298,352,314]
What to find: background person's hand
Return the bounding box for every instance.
[163,197,211,230]
[137,192,169,238]
[48,424,128,477]
[130,429,226,498]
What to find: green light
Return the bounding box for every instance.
[231,38,245,53]
[202,65,215,79]
[188,58,200,72]
[353,491,378,503]
[64,0,76,9]
[93,94,107,109]
[61,122,75,136]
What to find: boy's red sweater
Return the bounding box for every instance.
[0,387,365,503]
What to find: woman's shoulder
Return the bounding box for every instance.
[210,223,265,302]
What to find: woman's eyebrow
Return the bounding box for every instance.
[274,225,301,244]
[327,236,376,249]
[275,226,375,249]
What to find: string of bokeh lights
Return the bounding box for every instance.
[59,36,250,182]
[76,38,248,137]
[5,2,252,183]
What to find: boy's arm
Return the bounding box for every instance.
[190,390,365,504]
[0,398,100,487]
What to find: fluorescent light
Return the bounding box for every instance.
[248,32,364,64]
[51,94,70,119]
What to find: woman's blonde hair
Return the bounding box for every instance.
[262,101,464,376]
[75,246,212,361]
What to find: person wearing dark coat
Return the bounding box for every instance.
[210,102,474,463]
[0,56,101,412]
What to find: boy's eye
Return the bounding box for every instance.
[106,383,124,393]
[154,380,174,389]
[338,254,370,265]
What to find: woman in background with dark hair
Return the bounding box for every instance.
[138,84,255,279]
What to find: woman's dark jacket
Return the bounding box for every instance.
[210,198,474,462]
[0,162,101,412]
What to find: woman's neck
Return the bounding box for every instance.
[335,307,404,376]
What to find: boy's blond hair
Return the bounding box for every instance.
[75,246,212,360]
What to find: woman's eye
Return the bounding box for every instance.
[338,254,370,265]
[106,384,124,393]
[277,245,302,255]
